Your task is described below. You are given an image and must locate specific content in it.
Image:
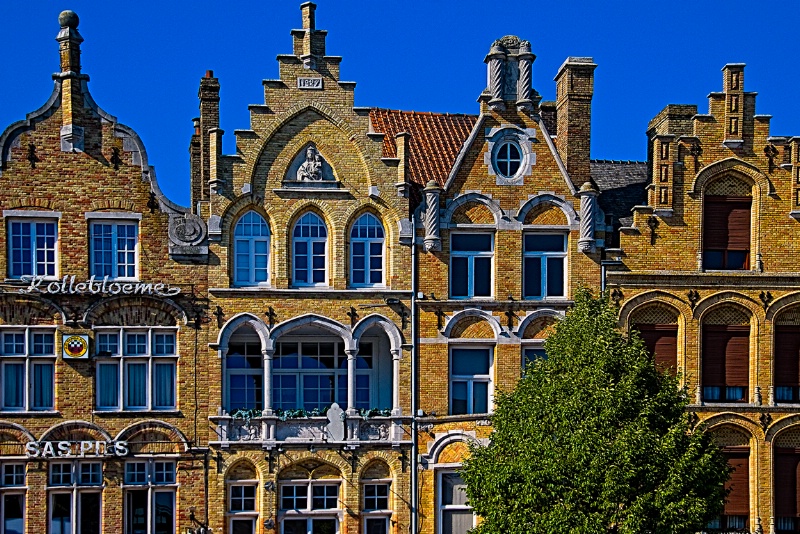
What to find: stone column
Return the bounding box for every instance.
[516,40,535,111]
[391,348,402,416]
[263,348,274,415]
[219,348,228,415]
[423,181,442,252]
[577,181,599,253]
[346,349,358,415]
[485,41,506,110]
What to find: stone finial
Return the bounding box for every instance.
[56,10,83,74]
[58,10,79,28]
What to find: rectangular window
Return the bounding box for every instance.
[96,332,120,356]
[311,484,338,510]
[450,348,492,415]
[634,324,678,374]
[364,483,390,510]
[230,485,256,512]
[365,517,389,534]
[522,347,547,373]
[8,220,57,279]
[702,325,749,403]
[2,464,24,487]
[50,463,73,486]
[97,362,120,409]
[125,489,175,534]
[281,485,308,510]
[154,462,175,485]
[775,326,800,403]
[79,463,102,486]
[90,221,138,279]
[450,234,493,298]
[706,450,750,532]
[1,493,24,534]
[439,472,473,534]
[125,462,147,485]
[0,328,56,412]
[50,493,72,534]
[523,234,566,299]
[703,196,751,270]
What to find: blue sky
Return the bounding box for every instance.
[1,1,798,206]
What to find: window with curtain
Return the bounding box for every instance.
[8,219,58,279]
[233,211,270,286]
[0,463,25,534]
[523,233,566,299]
[89,221,138,279]
[292,213,328,287]
[449,347,492,415]
[350,213,385,287]
[95,328,177,411]
[439,472,474,534]
[702,324,749,403]
[0,328,55,411]
[703,195,751,270]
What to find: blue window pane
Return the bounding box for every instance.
[452,348,490,375]
[451,257,468,297]
[473,257,491,297]
[3,363,24,408]
[452,234,492,252]
[154,363,175,408]
[451,382,468,415]
[524,257,542,298]
[546,257,565,297]
[98,363,120,408]
[524,234,565,252]
[473,382,488,413]
[33,363,53,409]
[126,363,148,408]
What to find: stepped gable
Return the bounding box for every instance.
[369,108,478,187]
[590,159,648,231]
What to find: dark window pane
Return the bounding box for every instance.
[524,234,565,252]
[452,349,490,375]
[451,257,468,297]
[80,493,101,534]
[546,257,565,296]
[703,250,724,270]
[523,257,542,298]
[452,234,492,252]
[473,257,492,296]
[451,382,468,415]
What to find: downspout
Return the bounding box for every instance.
[410,211,419,534]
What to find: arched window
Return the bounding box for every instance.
[233,212,270,286]
[702,178,752,270]
[702,307,750,403]
[292,213,328,287]
[350,214,385,287]
[225,330,263,413]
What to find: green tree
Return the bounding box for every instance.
[461,290,730,534]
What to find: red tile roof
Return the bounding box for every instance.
[369,108,479,187]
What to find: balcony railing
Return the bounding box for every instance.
[210,412,409,446]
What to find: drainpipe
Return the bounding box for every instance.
[600,259,622,292]
[410,211,420,534]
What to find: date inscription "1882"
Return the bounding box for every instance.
[297,77,323,90]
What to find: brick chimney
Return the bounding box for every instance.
[554,57,596,185]
[196,70,220,201]
[55,10,87,152]
[292,2,327,70]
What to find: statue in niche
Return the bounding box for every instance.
[297,145,324,181]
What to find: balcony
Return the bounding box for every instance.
[210,409,410,447]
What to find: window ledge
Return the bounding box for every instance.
[93,410,182,416]
[209,287,411,298]
[0,410,59,416]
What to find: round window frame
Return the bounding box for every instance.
[492,140,523,179]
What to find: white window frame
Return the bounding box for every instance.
[449,233,494,299]
[362,480,391,534]
[0,326,56,412]
[522,233,567,300]
[228,481,259,534]
[492,139,523,179]
[122,458,177,534]
[94,327,178,412]
[292,213,328,288]
[437,471,475,534]
[449,346,493,415]
[47,460,103,534]
[6,216,59,280]
[279,480,342,534]
[224,339,264,414]
[0,462,25,534]
[521,341,547,375]
[233,211,271,287]
[87,215,140,281]
[349,213,385,288]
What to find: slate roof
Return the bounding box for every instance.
[590,160,648,243]
[369,109,479,187]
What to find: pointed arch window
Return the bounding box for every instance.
[234,212,270,286]
[292,213,328,287]
[350,214,385,287]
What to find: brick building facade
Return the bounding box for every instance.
[0,4,796,534]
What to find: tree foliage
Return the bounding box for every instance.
[461,290,730,533]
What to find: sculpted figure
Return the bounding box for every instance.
[297,145,324,180]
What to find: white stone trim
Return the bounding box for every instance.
[3,210,62,219]
[84,212,142,220]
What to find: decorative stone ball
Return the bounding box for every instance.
[58,10,79,29]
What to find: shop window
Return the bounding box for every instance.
[633,324,678,374]
[95,328,177,411]
[234,211,270,286]
[0,463,25,534]
[706,450,749,531]
[280,481,340,534]
[7,219,57,279]
[438,472,474,534]
[775,325,800,403]
[363,482,391,534]
[523,234,566,299]
[0,328,55,411]
[292,213,328,287]
[48,461,102,534]
[450,347,492,415]
[273,341,375,411]
[90,221,138,280]
[703,195,751,270]
[450,234,493,299]
[350,214,385,288]
[124,460,176,534]
[702,325,749,403]
[229,483,258,534]
[225,341,263,413]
